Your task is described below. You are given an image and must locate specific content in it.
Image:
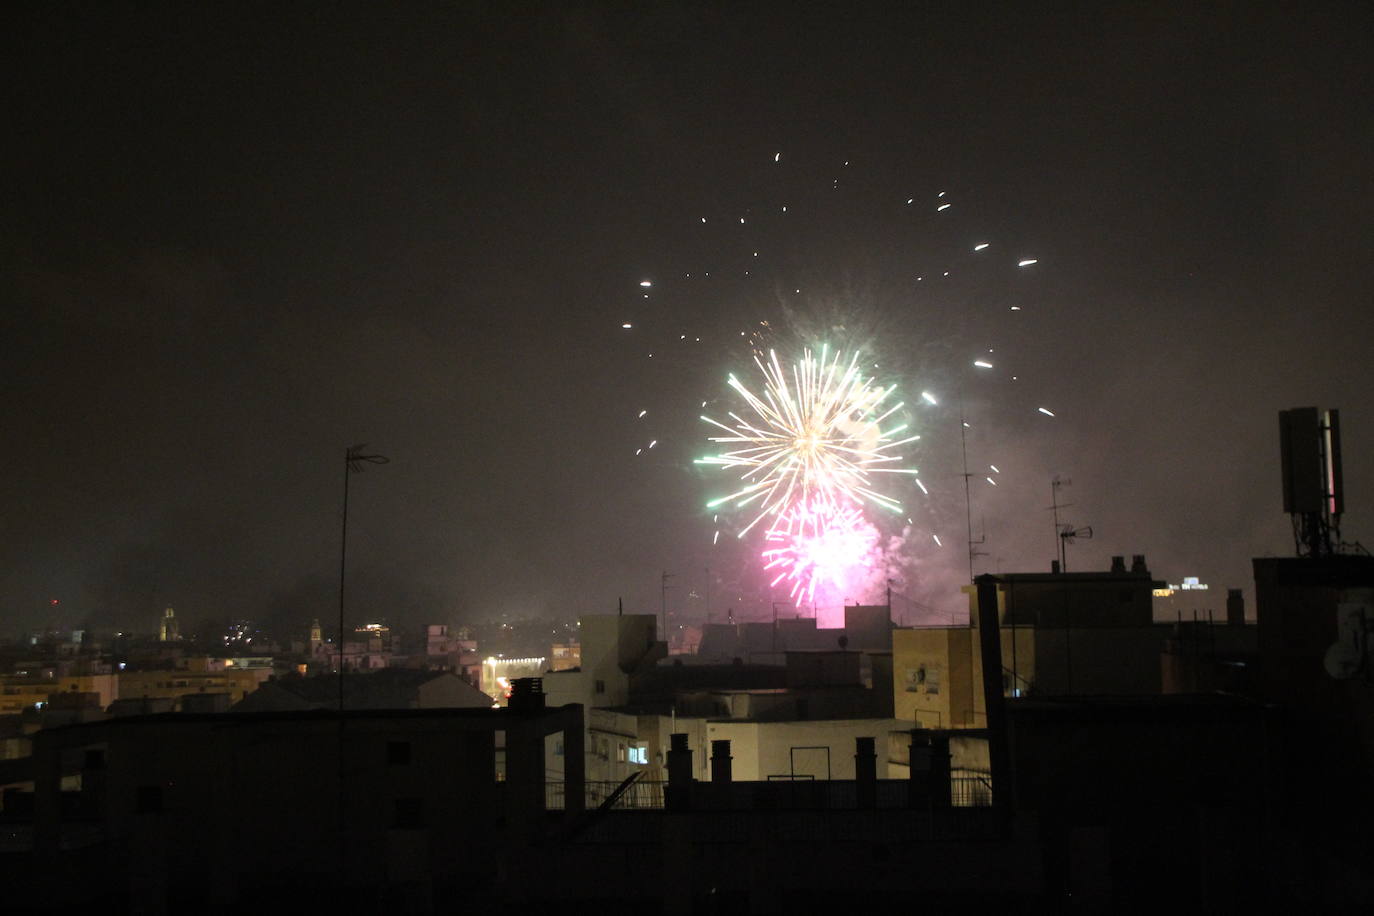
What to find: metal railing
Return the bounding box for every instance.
[544,775,991,811]
[546,779,665,810]
[950,775,993,808]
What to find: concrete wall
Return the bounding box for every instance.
[578,614,659,707]
[893,629,978,728]
[706,718,902,781]
[0,675,118,715]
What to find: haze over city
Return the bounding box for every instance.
[7,3,1371,638]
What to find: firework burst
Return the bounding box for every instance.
[761,502,876,605]
[697,346,921,537]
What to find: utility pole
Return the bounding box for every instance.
[704,567,711,624]
[337,443,387,899]
[660,571,674,642]
[340,445,389,706]
[771,601,784,653]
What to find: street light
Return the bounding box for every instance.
[336,444,387,894]
[339,444,389,706]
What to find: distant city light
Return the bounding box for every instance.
[1018,258,1039,267]
[973,359,993,369]
[921,391,938,405]
[1038,407,1055,416]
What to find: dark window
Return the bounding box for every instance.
[394,798,425,829]
[82,749,105,770]
[594,680,605,694]
[387,741,411,766]
[136,785,163,814]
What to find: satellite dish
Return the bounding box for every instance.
[1324,641,1362,680]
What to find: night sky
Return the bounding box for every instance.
[7,2,1373,637]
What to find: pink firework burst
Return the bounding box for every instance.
[762,503,877,605]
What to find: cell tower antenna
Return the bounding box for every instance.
[1279,407,1345,557]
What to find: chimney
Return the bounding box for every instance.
[855,737,877,809]
[1226,588,1245,627]
[1051,559,1061,574]
[666,733,693,811]
[1110,556,1126,574]
[710,739,732,784]
[508,677,545,713]
[1131,554,1148,573]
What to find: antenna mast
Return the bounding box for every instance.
[960,412,979,582]
[1279,407,1344,557]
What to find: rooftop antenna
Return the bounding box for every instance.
[972,515,990,569]
[1279,407,1344,557]
[960,410,978,582]
[704,567,711,624]
[1047,476,1073,569]
[660,571,675,641]
[1058,524,1094,572]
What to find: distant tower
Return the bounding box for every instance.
[1279,407,1344,557]
[158,607,180,642]
[309,618,323,655]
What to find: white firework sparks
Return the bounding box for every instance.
[697,346,921,536]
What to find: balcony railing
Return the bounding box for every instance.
[546,779,666,810]
[544,775,992,811]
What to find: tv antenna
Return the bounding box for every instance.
[660,571,675,640]
[960,410,981,582]
[1047,476,1073,568]
[1058,524,1093,572]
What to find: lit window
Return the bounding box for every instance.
[628,746,647,765]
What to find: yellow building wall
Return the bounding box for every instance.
[117,668,269,707]
[893,629,982,728]
[894,625,1038,728]
[0,674,118,714]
